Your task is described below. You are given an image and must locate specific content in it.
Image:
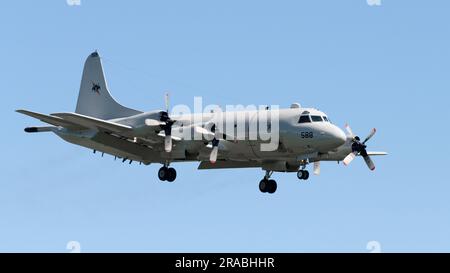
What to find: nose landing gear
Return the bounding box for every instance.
[297,161,310,181]
[297,170,310,180]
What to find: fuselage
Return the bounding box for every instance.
[53,106,349,168]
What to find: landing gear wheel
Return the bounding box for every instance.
[267,179,277,194]
[297,170,303,180]
[259,179,277,194]
[259,179,268,193]
[158,167,168,181]
[166,168,177,182]
[303,170,309,180]
[297,170,310,180]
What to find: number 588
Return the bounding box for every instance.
[300,132,313,138]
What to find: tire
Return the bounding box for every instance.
[166,168,177,182]
[267,180,277,194]
[158,167,168,181]
[303,171,310,180]
[297,170,304,180]
[259,179,268,193]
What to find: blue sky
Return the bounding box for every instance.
[0,0,449,252]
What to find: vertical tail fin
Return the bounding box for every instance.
[75,52,141,120]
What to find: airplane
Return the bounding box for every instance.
[17,52,387,194]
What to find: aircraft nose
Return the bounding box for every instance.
[330,125,346,147]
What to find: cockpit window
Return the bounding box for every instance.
[311,115,323,122]
[322,116,329,122]
[298,115,311,123]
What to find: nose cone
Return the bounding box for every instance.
[330,125,347,147]
[317,125,347,152]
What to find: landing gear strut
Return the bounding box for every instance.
[259,171,277,194]
[158,165,177,182]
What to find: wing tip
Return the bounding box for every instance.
[16,109,28,114]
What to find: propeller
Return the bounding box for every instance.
[343,124,377,171]
[193,124,221,163]
[144,93,176,153]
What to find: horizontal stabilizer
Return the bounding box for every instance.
[51,112,132,134]
[16,109,83,129]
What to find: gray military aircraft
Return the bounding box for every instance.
[17,52,387,194]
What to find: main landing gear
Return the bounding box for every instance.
[158,165,177,182]
[259,171,277,194]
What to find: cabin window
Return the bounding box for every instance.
[298,115,311,123]
[311,115,323,122]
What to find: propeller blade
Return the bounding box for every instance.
[165,92,170,113]
[343,152,357,166]
[145,119,163,126]
[363,128,377,144]
[164,135,172,152]
[210,146,218,163]
[345,124,355,137]
[362,155,376,171]
[209,136,220,163]
[195,126,214,137]
[214,129,221,140]
[313,161,321,175]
